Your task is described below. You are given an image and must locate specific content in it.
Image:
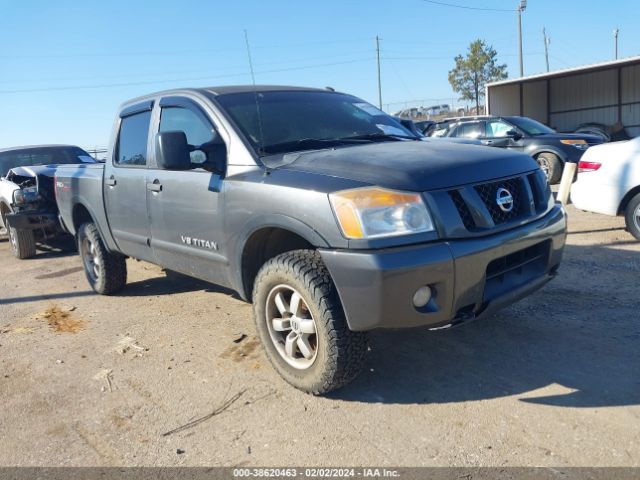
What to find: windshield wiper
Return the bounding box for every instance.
[261,137,369,155]
[339,132,419,142]
[261,132,419,155]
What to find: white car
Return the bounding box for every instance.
[571,137,640,240]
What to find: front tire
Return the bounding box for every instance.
[536,152,562,184]
[624,193,640,241]
[8,227,36,259]
[252,250,368,394]
[77,222,127,294]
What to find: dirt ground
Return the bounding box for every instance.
[0,202,639,467]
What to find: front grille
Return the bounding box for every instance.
[446,173,548,232]
[449,190,475,230]
[474,177,524,225]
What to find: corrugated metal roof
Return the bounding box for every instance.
[487,55,640,87]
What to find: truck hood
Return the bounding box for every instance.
[4,164,60,204]
[277,141,538,191]
[6,164,60,180]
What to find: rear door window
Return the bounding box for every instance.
[454,122,484,139]
[116,111,152,166]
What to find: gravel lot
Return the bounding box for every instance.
[1,202,639,467]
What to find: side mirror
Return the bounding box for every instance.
[507,129,523,140]
[155,131,192,170]
[196,137,227,175]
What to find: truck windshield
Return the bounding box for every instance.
[214,90,418,156]
[0,146,94,177]
[507,117,555,136]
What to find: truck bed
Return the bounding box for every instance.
[55,163,116,250]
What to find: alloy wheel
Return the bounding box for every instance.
[81,236,101,283]
[265,285,318,369]
[538,158,550,179]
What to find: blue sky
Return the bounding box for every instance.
[0,0,638,149]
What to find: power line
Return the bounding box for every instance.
[0,39,373,60]
[0,58,373,94]
[383,52,544,61]
[419,0,514,12]
[0,50,374,85]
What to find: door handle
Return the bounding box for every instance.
[147,179,163,193]
[106,175,117,187]
[481,140,493,145]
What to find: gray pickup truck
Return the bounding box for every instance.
[55,86,567,394]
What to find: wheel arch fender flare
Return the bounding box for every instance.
[71,199,118,252]
[0,201,12,226]
[527,146,567,163]
[231,214,332,298]
[618,185,640,215]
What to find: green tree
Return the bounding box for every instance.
[448,40,508,113]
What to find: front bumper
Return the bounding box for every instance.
[320,204,567,331]
[5,211,58,231]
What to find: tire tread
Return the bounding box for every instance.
[624,193,640,241]
[10,227,36,259]
[252,249,367,394]
[78,222,127,295]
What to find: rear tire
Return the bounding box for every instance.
[252,250,368,394]
[8,227,36,259]
[624,193,640,241]
[536,152,562,184]
[77,222,127,294]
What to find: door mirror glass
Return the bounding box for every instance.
[196,138,227,175]
[155,131,192,170]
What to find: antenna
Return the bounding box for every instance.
[243,29,266,156]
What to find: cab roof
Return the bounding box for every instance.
[121,85,337,109]
[0,144,81,154]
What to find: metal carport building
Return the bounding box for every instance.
[486,56,640,138]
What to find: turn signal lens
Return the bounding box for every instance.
[329,187,435,239]
[561,139,589,150]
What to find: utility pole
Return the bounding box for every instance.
[543,27,550,72]
[517,0,527,77]
[376,35,382,109]
[614,28,619,59]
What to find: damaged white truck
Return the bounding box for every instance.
[0,145,95,258]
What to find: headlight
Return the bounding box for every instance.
[329,187,435,239]
[12,187,38,206]
[12,190,25,205]
[561,139,589,150]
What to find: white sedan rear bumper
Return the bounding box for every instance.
[570,178,623,217]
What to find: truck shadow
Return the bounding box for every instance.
[35,236,77,259]
[118,270,241,299]
[0,267,238,305]
[332,243,640,408]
